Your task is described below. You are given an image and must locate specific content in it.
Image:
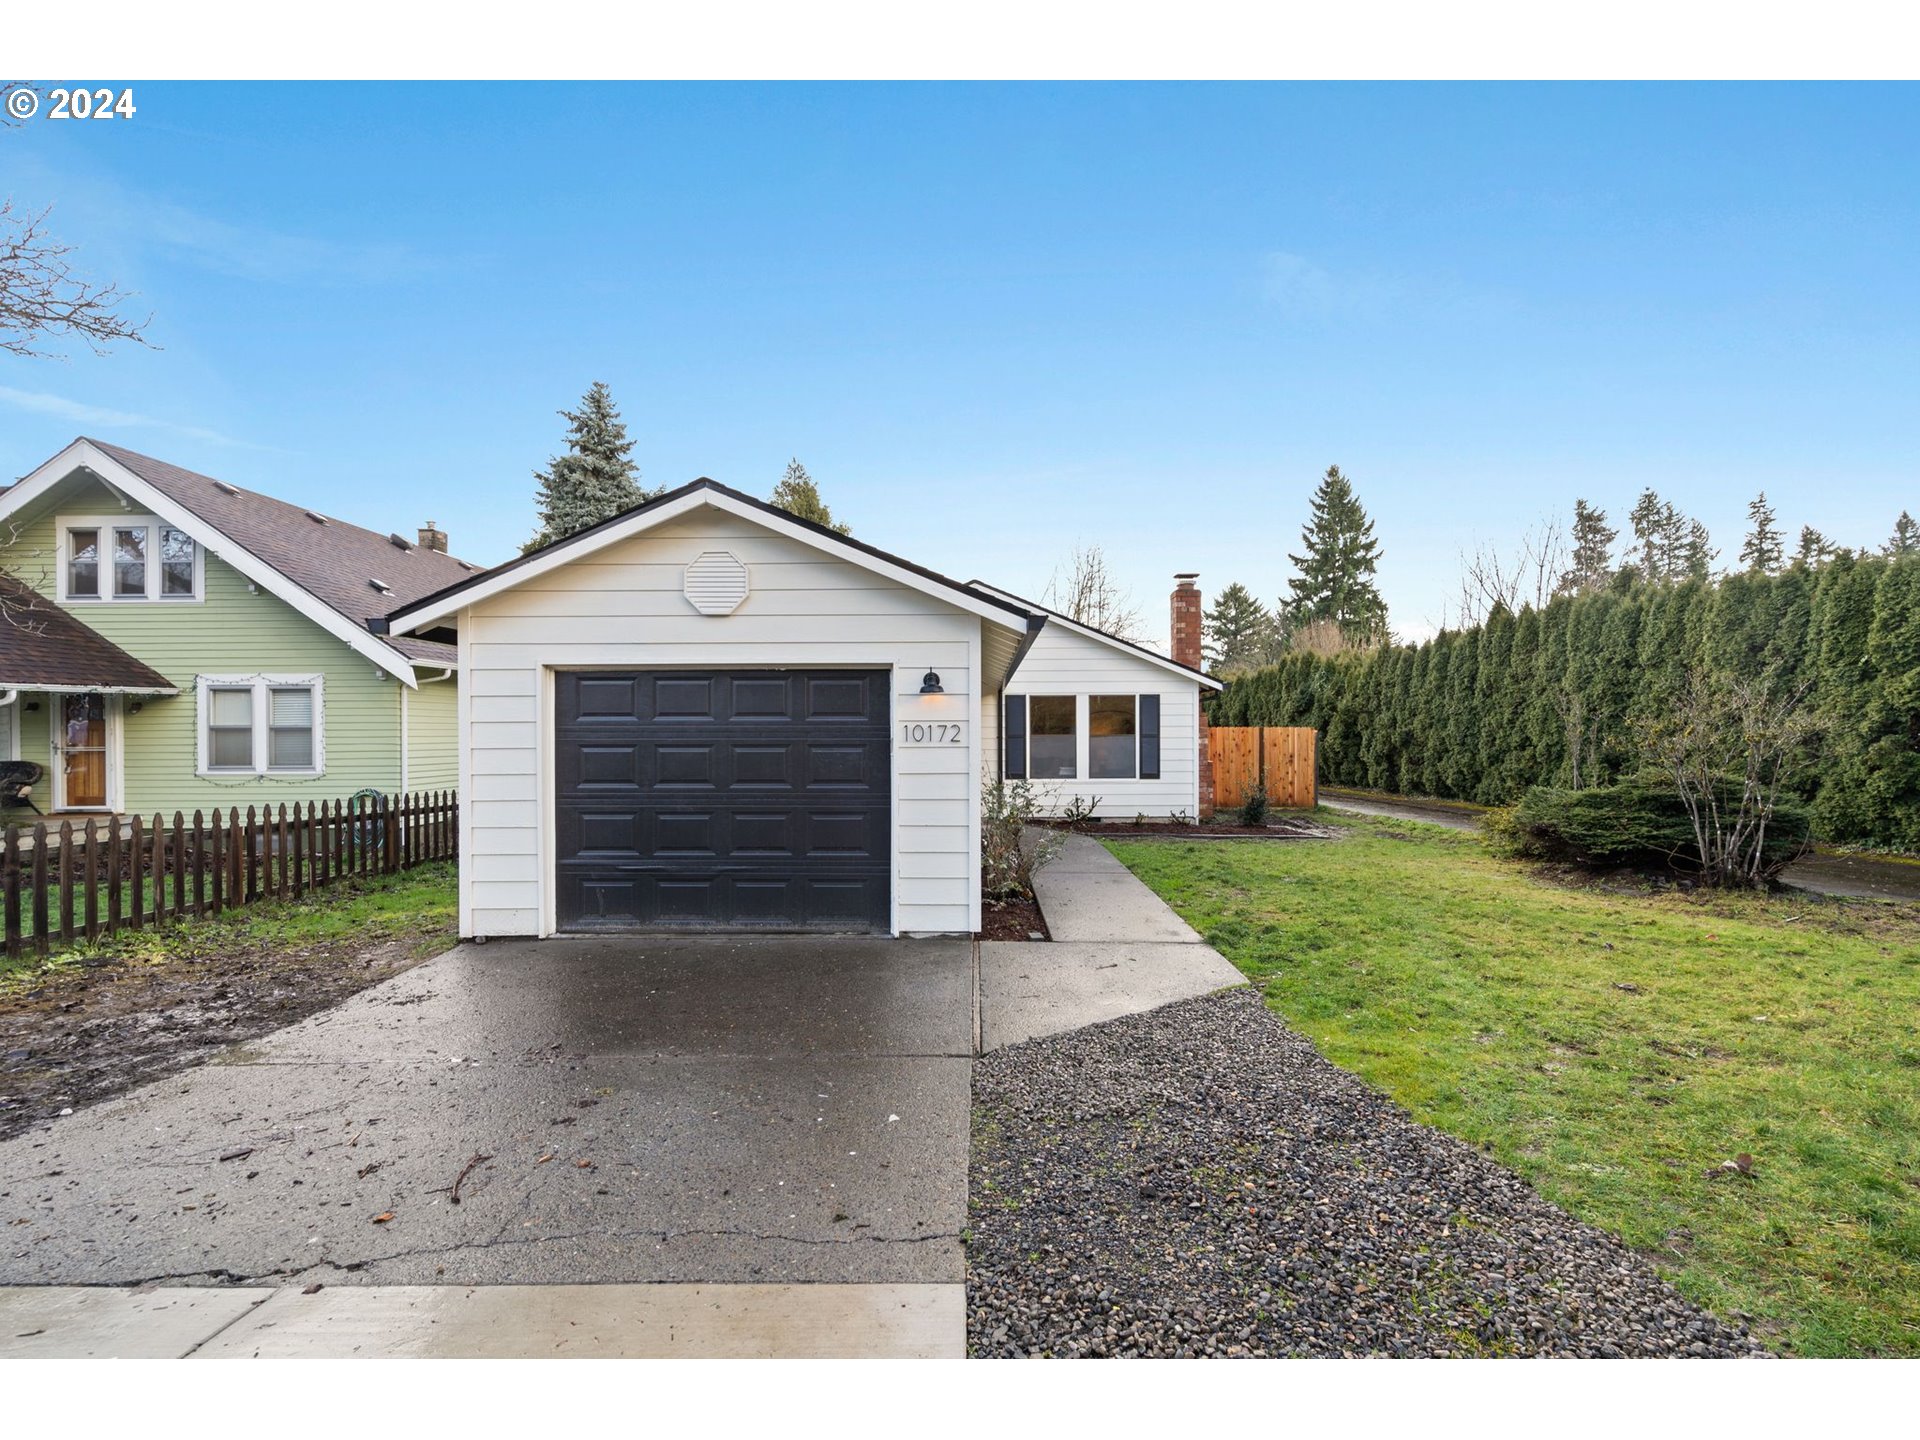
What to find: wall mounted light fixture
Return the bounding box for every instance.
[918,669,944,695]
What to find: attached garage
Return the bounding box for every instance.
[387,479,1037,939]
[553,667,892,931]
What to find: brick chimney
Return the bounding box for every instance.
[418,521,448,554]
[1171,574,1215,818]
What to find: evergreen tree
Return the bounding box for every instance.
[1682,518,1717,581]
[769,457,852,535]
[1887,511,1919,558]
[1794,525,1834,568]
[524,382,657,553]
[1557,499,1616,595]
[1285,465,1388,641]
[1628,489,1670,581]
[1202,582,1274,674]
[1740,491,1784,572]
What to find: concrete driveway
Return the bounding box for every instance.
[0,935,973,1290]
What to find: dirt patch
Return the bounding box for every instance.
[0,910,455,1143]
[978,893,1049,941]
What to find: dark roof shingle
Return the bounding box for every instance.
[85,440,476,667]
[0,574,178,692]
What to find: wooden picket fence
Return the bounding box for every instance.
[1,790,458,961]
[1208,726,1318,811]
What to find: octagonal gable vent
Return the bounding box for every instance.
[683,550,750,615]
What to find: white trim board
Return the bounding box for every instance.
[0,440,424,687]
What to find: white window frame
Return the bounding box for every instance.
[1088,693,1139,781]
[57,514,204,603]
[195,674,326,777]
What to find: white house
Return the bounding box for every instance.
[386,478,1219,939]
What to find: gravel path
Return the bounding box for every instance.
[968,989,1766,1357]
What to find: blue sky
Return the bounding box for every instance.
[3,82,1916,645]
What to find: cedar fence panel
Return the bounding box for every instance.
[0,790,459,962]
[1207,726,1318,813]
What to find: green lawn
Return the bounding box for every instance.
[1,862,459,987]
[1107,816,1920,1357]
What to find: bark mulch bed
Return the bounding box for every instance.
[0,899,456,1144]
[1037,815,1335,840]
[977,893,1049,942]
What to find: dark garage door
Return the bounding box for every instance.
[555,669,891,932]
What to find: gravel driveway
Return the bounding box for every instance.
[968,989,1766,1357]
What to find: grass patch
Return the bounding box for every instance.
[1107,814,1920,1357]
[1,863,458,988]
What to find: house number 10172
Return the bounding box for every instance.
[901,722,965,745]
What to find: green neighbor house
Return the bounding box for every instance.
[0,438,472,820]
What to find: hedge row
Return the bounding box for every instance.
[1208,553,1920,850]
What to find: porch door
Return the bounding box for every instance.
[60,693,109,809]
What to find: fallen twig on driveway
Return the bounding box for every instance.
[450,1151,493,1205]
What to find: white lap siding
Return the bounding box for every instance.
[458,508,983,938]
[1001,620,1201,819]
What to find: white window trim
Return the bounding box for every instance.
[1014,692,1153,784]
[57,513,205,604]
[1088,693,1140,782]
[195,673,326,778]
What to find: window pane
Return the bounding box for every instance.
[269,727,313,769]
[161,528,195,595]
[1089,695,1137,779]
[209,727,253,768]
[209,688,253,727]
[68,527,99,596]
[114,527,148,597]
[269,687,313,727]
[1029,695,1077,779]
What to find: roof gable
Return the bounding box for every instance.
[968,581,1223,689]
[1,439,473,684]
[0,573,178,694]
[389,477,1035,637]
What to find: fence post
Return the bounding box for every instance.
[107,816,124,934]
[128,814,144,930]
[171,812,187,923]
[55,821,75,945]
[3,825,20,961]
[31,823,49,959]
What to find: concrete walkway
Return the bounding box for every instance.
[0,837,1243,1357]
[983,831,1245,1050]
[0,1281,960,1358]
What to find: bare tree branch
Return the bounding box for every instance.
[0,197,154,358]
[1043,542,1144,644]
[1453,518,1568,628]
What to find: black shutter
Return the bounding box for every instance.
[1139,694,1161,779]
[1004,694,1027,779]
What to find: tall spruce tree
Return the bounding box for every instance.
[1558,499,1616,595]
[524,382,657,553]
[1682,518,1717,581]
[769,458,851,535]
[1203,582,1274,674]
[1887,511,1919,558]
[1285,465,1388,641]
[1627,488,1669,580]
[1741,491,1784,572]
[1795,525,1834,568]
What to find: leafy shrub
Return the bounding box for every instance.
[1500,779,1811,881]
[1240,781,1270,827]
[982,779,1064,898]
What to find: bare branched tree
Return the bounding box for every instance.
[0,521,57,633]
[1288,616,1364,660]
[0,198,153,358]
[1044,542,1144,643]
[1639,669,1816,889]
[1454,519,1568,628]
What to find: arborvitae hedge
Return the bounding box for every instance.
[1209,555,1920,850]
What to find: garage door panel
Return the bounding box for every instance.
[556,669,891,932]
